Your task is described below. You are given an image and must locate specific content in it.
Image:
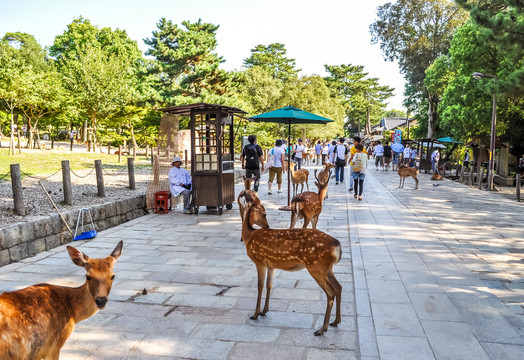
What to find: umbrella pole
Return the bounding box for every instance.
[279,121,292,211]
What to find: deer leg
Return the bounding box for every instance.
[290,209,297,229]
[302,216,311,229]
[308,269,336,336]
[311,215,319,230]
[300,182,304,194]
[261,268,275,316]
[398,177,402,188]
[414,176,419,190]
[251,265,267,320]
[327,270,342,327]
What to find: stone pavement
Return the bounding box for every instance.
[1,162,523,359]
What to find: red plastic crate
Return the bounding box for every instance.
[155,191,171,214]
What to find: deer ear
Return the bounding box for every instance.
[110,240,123,260]
[67,246,89,267]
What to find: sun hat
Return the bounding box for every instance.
[172,156,182,164]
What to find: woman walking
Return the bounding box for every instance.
[352,143,368,201]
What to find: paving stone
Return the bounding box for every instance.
[191,323,280,343]
[376,336,435,360]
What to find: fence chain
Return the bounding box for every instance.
[0,172,9,180]
[20,168,62,180]
[70,167,96,178]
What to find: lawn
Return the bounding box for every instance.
[0,148,151,180]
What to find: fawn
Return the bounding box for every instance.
[242,198,342,336]
[398,164,419,189]
[0,241,123,360]
[284,161,310,196]
[315,162,335,199]
[238,175,259,223]
[290,170,331,229]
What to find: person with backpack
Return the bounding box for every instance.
[383,141,392,171]
[331,137,349,185]
[241,135,265,192]
[267,139,286,194]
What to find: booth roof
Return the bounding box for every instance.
[159,103,248,116]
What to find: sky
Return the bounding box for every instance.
[0,0,407,110]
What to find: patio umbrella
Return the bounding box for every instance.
[437,136,462,144]
[250,106,334,210]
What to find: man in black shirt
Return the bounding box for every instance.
[241,135,265,192]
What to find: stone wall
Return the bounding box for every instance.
[0,195,147,266]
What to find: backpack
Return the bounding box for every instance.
[384,145,392,158]
[245,144,260,169]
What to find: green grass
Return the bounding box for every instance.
[0,149,151,180]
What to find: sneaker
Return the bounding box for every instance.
[268,191,272,195]
[183,209,192,214]
[348,188,353,191]
[277,189,282,193]
[376,168,379,171]
[336,182,339,185]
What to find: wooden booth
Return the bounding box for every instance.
[159,103,247,215]
[415,138,444,172]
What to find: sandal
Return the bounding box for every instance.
[354,194,357,198]
[358,196,362,201]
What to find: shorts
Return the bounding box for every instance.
[384,156,392,165]
[375,156,384,166]
[268,167,283,183]
[352,171,366,180]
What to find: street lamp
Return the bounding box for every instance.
[472,72,497,191]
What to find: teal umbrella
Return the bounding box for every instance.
[437,136,462,144]
[251,106,334,210]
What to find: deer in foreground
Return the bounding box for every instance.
[238,175,260,223]
[242,198,342,336]
[315,162,335,199]
[0,241,123,360]
[284,161,310,196]
[398,164,419,189]
[290,170,331,229]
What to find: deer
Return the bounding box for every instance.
[242,198,342,336]
[315,162,335,199]
[0,241,123,360]
[398,164,419,189]
[237,175,260,223]
[284,160,309,196]
[290,170,331,229]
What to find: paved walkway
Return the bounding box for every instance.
[0,163,523,359]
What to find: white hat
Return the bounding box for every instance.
[172,156,182,164]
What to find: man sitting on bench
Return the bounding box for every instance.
[168,156,192,214]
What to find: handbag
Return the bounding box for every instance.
[266,149,275,168]
[352,153,363,172]
[335,145,346,167]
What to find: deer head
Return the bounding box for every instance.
[246,198,270,230]
[67,241,123,309]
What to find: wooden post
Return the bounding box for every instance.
[108,144,111,155]
[459,167,465,183]
[145,145,149,160]
[95,160,105,197]
[10,164,24,215]
[133,146,136,161]
[127,157,135,190]
[61,160,72,205]
[455,165,460,177]
[51,138,54,149]
[153,155,159,185]
[517,174,521,202]
[185,149,188,166]
[118,145,122,163]
[87,139,91,152]
[478,168,485,190]
[468,167,474,186]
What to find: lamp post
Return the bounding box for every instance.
[472,72,497,191]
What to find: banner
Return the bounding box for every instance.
[394,130,402,144]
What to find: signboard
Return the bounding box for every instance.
[394,130,402,144]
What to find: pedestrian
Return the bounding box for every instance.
[292,138,305,169]
[331,137,348,185]
[69,129,75,151]
[315,140,322,164]
[410,146,418,167]
[241,135,265,192]
[168,156,193,214]
[463,149,470,168]
[383,141,392,171]
[352,143,368,201]
[328,140,337,164]
[518,154,524,175]
[402,143,412,166]
[321,142,329,165]
[348,136,368,192]
[267,139,286,194]
[374,140,384,171]
[431,148,440,174]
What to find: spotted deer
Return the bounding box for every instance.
[242,198,342,336]
[398,164,419,189]
[0,241,123,360]
[284,161,310,196]
[237,175,260,223]
[315,162,335,199]
[290,170,331,229]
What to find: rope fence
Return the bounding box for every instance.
[70,167,96,178]
[20,168,62,180]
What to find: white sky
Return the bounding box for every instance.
[0,0,406,110]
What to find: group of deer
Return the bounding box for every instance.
[238,161,342,336]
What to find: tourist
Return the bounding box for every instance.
[315,140,322,164]
[241,135,265,192]
[383,141,392,171]
[321,142,329,165]
[331,137,348,185]
[267,139,286,194]
[374,140,384,171]
[352,143,368,201]
[292,138,305,170]
[348,136,367,192]
[168,156,192,214]
[463,149,470,168]
[431,148,440,174]
[402,143,412,166]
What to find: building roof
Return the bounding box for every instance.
[380,117,416,130]
[159,103,248,116]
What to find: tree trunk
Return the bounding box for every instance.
[427,95,434,138]
[9,110,15,156]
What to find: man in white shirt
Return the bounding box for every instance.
[168,156,192,214]
[431,148,440,174]
[374,140,384,171]
[331,137,349,185]
[402,144,412,166]
[293,139,305,169]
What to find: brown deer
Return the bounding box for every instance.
[290,171,331,229]
[284,160,310,196]
[315,162,335,199]
[242,198,342,336]
[0,241,123,360]
[398,164,419,189]
[237,175,260,223]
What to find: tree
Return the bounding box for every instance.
[144,18,230,104]
[370,0,468,137]
[243,43,300,81]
